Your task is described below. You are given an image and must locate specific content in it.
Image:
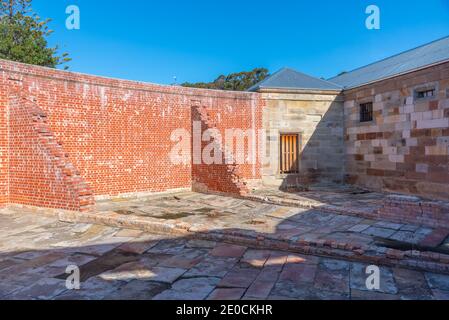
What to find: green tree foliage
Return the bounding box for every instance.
[0,0,70,68]
[182,68,270,91]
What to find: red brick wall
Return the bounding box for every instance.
[344,62,449,200]
[0,59,263,209]
[8,96,94,211]
[192,103,263,196]
[0,81,7,206]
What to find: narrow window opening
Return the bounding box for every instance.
[360,102,373,123]
[415,88,435,99]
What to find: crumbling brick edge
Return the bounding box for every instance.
[8,96,94,212]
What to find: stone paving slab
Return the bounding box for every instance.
[1,209,449,300]
[91,192,440,253]
[249,185,385,215]
[249,186,449,229]
[71,193,449,272]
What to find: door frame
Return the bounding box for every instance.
[279,133,301,175]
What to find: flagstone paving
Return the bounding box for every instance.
[1,209,449,300]
[249,185,386,215]
[5,191,449,274]
[90,192,449,274]
[93,192,439,250]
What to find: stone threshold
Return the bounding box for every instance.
[10,204,449,276]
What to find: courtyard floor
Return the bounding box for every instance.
[1,200,449,300]
[95,191,440,249]
[68,190,449,274]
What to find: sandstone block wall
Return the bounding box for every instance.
[261,91,345,187]
[345,61,449,200]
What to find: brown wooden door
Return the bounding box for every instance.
[280,134,299,174]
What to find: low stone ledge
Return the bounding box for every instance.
[377,197,449,228]
[386,194,421,202]
[245,192,449,228]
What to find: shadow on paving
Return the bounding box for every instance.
[1,198,449,300]
[253,184,386,212]
[93,192,449,264]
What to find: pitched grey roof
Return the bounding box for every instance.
[329,36,449,89]
[248,68,342,92]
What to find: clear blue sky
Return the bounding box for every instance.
[33,0,449,85]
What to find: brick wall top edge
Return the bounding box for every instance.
[0,58,260,100]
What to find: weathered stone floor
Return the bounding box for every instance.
[250,184,386,215]
[1,209,449,300]
[95,192,445,252]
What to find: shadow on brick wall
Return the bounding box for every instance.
[191,105,250,196]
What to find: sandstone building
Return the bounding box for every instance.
[251,36,449,201]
